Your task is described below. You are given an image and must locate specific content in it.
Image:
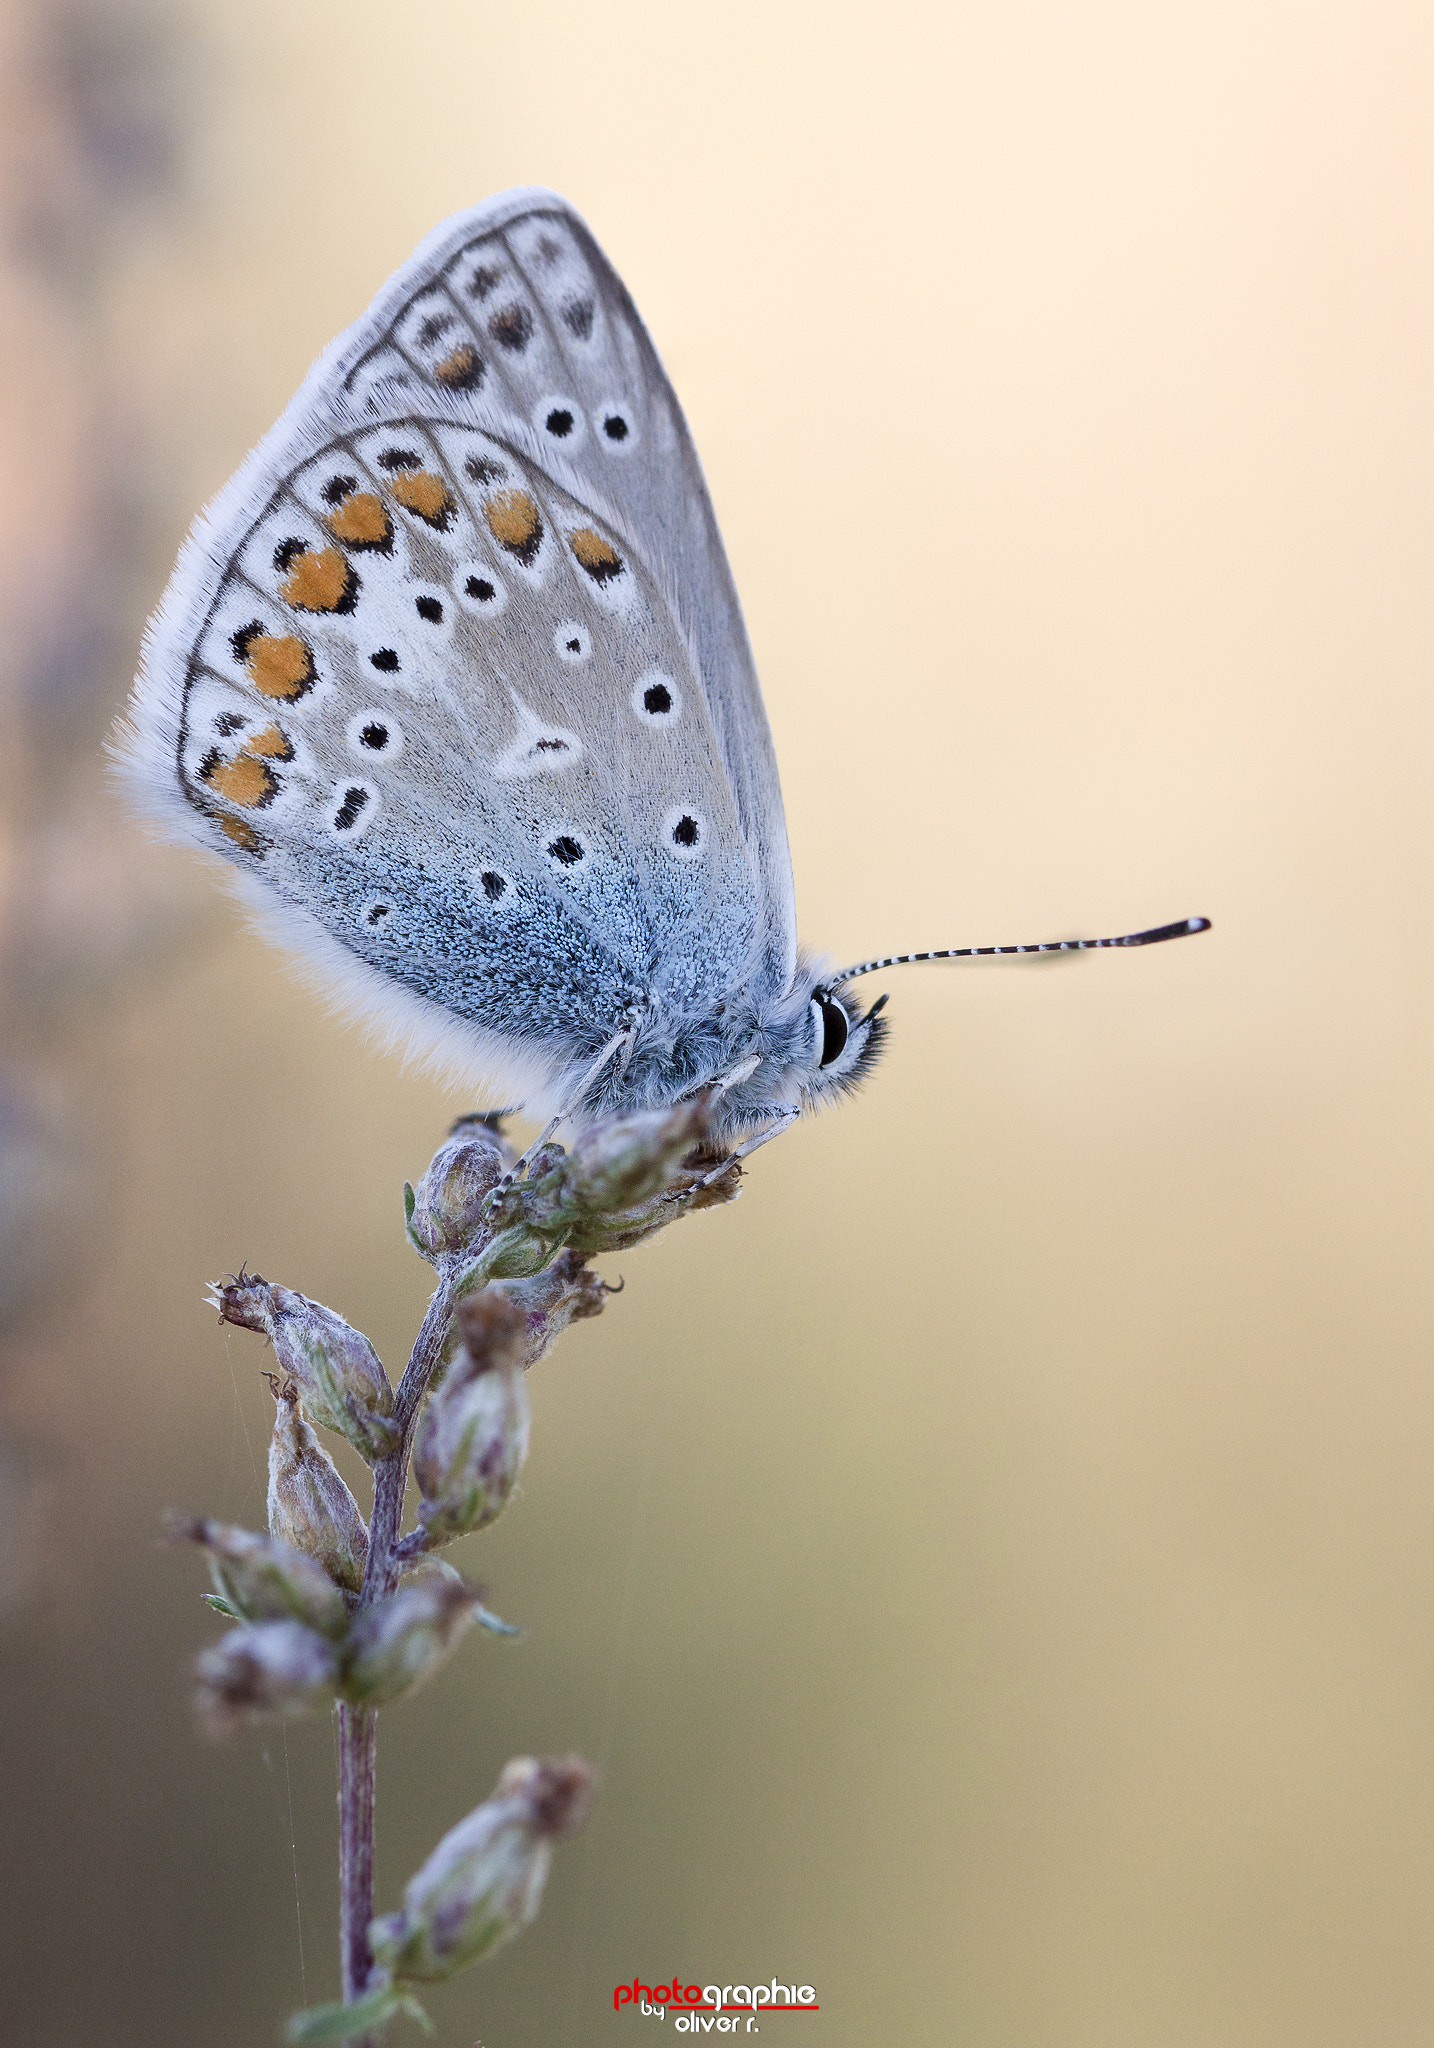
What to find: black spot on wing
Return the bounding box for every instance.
[488,303,533,353]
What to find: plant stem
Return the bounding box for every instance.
[338,1702,378,2008]
[337,1269,458,2036]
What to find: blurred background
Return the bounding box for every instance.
[2,0,1432,2041]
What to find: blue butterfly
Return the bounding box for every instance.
[119,187,1205,1175]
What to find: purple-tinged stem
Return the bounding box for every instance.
[337,1269,458,2035]
[338,1702,377,2008]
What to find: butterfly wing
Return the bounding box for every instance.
[123,190,796,1107]
[336,188,796,987]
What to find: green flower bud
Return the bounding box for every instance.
[213,1270,398,1461]
[413,1294,531,1547]
[340,1572,480,1705]
[195,1619,339,1736]
[165,1512,350,1638]
[492,1249,607,1369]
[452,1219,555,1297]
[267,1379,369,1594]
[369,1755,593,1982]
[406,1114,516,1261]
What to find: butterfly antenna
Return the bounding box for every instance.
[830,916,1211,986]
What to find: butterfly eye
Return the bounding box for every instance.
[813,993,850,1068]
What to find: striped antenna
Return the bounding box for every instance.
[829,915,1211,987]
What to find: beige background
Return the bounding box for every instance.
[2,1,1432,2042]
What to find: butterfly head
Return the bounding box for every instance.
[788,974,890,1111]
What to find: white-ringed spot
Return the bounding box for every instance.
[595,399,636,450]
[470,865,512,907]
[632,672,681,725]
[345,710,403,760]
[457,564,506,615]
[537,395,585,447]
[545,830,587,870]
[555,621,590,663]
[662,805,706,861]
[328,780,379,839]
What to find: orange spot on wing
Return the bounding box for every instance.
[485,489,543,564]
[569,527,624,583]
[205,752,278,808]
[433,342,483,391]
[245,722,292,760]
[243,633,315,701]
[217,814,263,852]
[279,545,355,613]
[325,491,391,549]
[389,469,454,527]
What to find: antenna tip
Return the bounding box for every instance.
[1123,915,1213,947]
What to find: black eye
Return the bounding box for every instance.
[815,994,849,1068]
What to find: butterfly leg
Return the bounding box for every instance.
[687,1103,800,1194]
[481,1019,639,1215]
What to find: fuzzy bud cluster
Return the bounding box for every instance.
[184,1099,747,2040]
[369,1755,594,1981]
[195,1619,339,1737]
[340,1569,482,1704]
[213,1271,398,1461]
[166,1513,349,1637]
[413,1292,531,1547]
[512,1097,740,1258]
[266,1379,369,1593]
[492,1247,608,1360]
[405,1115,516,1261]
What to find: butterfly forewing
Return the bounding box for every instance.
[331,192,795,980]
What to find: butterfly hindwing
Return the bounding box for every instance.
[126,189,794,1103]
[167,404,761,1081]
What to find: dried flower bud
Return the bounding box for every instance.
[413,1294,531,1546]
[492,1249,607,1369]
[340,1572,480,1704]
[369,1755,594,1982]
[406,1115,516,1260]
[195,1619,338,1736]
[561,1098,713,1215]
[212,1270,397,1461]
[505,1098,735,1256]
[267,1380,369,1593]
[165,1512,349,1638]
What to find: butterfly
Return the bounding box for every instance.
[118,187,1206,1175]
